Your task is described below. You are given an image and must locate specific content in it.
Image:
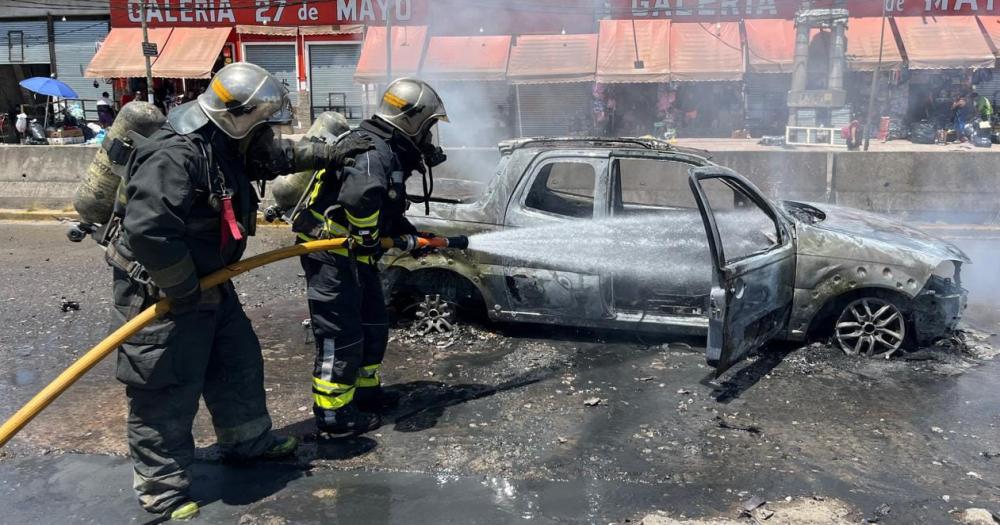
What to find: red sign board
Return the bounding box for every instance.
[110,0,426,27]
[612,0,1000,20]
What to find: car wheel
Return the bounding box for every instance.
[833,297,908,358]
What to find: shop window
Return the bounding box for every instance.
[8,31,23,63]
[525,162,596,219]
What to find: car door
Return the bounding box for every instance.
[688,166,796,376]
[607,154,714,323]
[499,153,614,321]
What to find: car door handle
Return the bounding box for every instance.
[730,278,745,300]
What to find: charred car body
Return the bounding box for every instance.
[382,138,969,374]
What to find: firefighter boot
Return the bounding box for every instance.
[354,386,401,414]
[316,403,381,435]
[168,500,200,521]
[260,435,299,459]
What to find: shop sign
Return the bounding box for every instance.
[614,0,1000,19]
[111,0,426,27]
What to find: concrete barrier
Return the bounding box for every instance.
[3,143,1000,224]
[831,151,1000,223]
[0,144,97,210]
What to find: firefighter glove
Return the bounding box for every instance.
[330,134,376,171]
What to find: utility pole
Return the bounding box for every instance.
[385,2,392,85]
[862,1,887,151]
[139,1,154,104]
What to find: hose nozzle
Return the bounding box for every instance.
[423,235,469,250]
[389,235,469,251]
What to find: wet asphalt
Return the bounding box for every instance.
[1,221,999,524]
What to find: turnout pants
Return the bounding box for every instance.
[112,269,274,513]
[300,251,389,425]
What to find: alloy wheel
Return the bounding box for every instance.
[834,298,906,358]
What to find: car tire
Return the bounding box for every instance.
[832,294,913,358]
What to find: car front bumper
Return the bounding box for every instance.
[912,275,968,345]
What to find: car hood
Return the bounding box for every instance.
[783,201,971,268]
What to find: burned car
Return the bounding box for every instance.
[383,138,970,375]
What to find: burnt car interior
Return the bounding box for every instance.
[524,162,596,219]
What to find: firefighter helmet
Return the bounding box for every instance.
[374,78,448,141]
[197,62,290,139]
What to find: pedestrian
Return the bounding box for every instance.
[952,93,969,142]
[293,78,450,434]
[96,91,116,127]
[844,118,861,151]
[105,63,300,521]
[972,91,993,121]
[14,105,28,144]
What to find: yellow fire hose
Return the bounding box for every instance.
[0,235,440,448]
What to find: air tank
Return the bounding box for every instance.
[271,111,350,210]
[73,102,165,225]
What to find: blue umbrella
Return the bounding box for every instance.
[18,77,79,99]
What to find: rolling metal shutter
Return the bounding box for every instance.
[308,43,362,124]
[54,19,108,102]
[0,20,49,65]
[515,82,592,137]
[744,73,790,137]
[243,44,297,120]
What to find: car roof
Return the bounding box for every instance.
[497,136,713,160]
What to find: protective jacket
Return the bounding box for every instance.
[111,125,259,298]
[294,118,419,263]
[108,122,276,514]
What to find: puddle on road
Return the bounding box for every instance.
[12,369,36,386]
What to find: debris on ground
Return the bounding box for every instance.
[740,495,766,514]
[931,328,1000,360]
[716,416,762,435]
[584,397,605,407]
[59,298,79,312]
[640,496,860,525]
[956,508,1000,525]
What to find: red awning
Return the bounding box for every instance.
[596,19,670,83]
[85,27,173,78]
[893,17,994,70]
[354,26,428,84]
[507,34,598,84]
[743,19,795,74]
[977,16,1000,57]
[845,18,903,71]
[422,35,511,81]
[150,27,231,79]
[669,22,743,81]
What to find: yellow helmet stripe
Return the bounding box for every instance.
[383,92,409,109]
[211,78,236,104]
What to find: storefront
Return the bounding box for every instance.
[507,33,598,137]
[592,19,745,139]
[0,16,109,120]
[89,0,394,129]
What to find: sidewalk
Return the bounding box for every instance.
[674,137,998,153]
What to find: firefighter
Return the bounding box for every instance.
[106,63,365,521]
[294,78,449,434]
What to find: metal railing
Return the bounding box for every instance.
[312,92,362,121]
[785,126,846,147]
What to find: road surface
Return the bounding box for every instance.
[1,222,998,524]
